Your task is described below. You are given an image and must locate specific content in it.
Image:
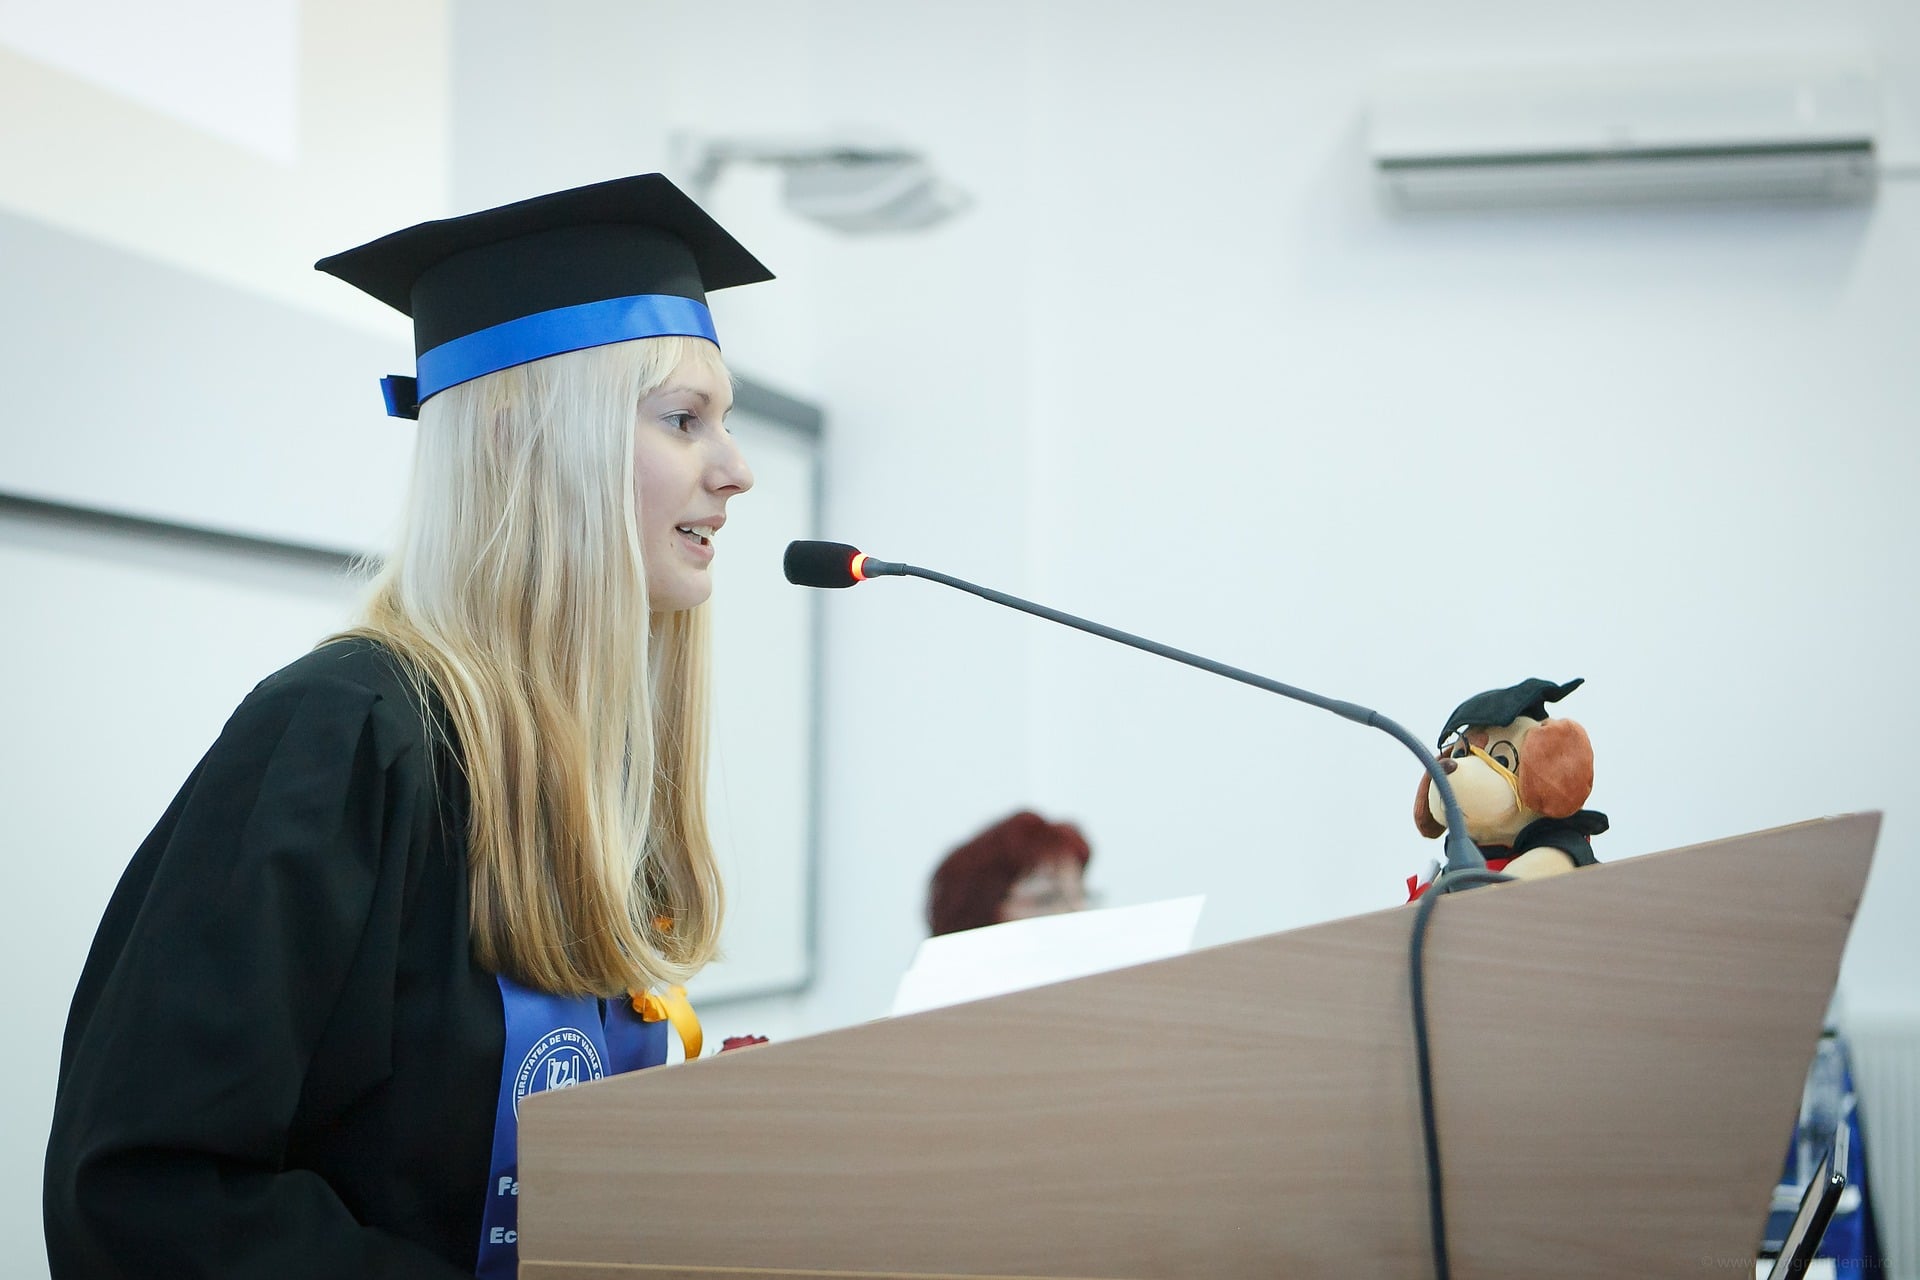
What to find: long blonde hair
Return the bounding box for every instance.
[348,335,727,996]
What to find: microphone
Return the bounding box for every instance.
[787,539,1506,1279]
[783,539,1487,876]
[781,541,905,589]
[787,538,1501,1278]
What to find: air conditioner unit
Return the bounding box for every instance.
[1369,61,1879,212]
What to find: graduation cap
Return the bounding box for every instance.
[315,173,773,419]
[1436,677,1584,748]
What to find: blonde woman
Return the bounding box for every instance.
[44,175,765,1280]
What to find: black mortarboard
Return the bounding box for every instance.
[315,173,773,419]
[1436,677,1584,748]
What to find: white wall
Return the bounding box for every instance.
[6,1,1919,1273]
[526,0,1916,1042]
[1017,1,1920,1014]
[0,0,450,330]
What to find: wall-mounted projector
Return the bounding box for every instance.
[1368,61,1880,212]
[676,133,969,234]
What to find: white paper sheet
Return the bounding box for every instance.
[889,895,1206,1018]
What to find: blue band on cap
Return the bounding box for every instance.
[398,293,718,415]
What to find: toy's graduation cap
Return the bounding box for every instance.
[315,173,773,419]
[1436,677,1584,748]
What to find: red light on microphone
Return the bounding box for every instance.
[850,552,870,582]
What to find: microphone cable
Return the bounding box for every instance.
[1408,865,1511,1280]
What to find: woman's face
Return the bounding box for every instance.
[633,353,754,611]
[997,857,1088,923]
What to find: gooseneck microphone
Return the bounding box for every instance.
[785,539,1484,874]
[782,540,888,589]
[786,537,1502,1280]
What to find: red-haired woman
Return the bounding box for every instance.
[926,811,1092,936]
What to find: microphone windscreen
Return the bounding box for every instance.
[784,540,863,588]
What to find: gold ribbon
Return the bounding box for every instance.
[631,985,703,1060]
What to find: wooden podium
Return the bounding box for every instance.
[518,814,1878,1279]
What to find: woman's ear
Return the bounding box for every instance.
[1516,718,1594,819]
[1414,772,1445,839]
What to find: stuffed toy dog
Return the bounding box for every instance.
[1408,677,1607,899]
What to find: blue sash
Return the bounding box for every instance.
[475,975,668,1279]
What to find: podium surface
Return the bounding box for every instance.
[519,814,1877,1279]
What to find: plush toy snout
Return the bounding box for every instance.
[1413,772,1446,839]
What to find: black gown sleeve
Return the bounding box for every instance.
[44,667,473,1280]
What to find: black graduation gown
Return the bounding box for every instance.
[1484,810,1609,867]
[45,638,505,1279]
